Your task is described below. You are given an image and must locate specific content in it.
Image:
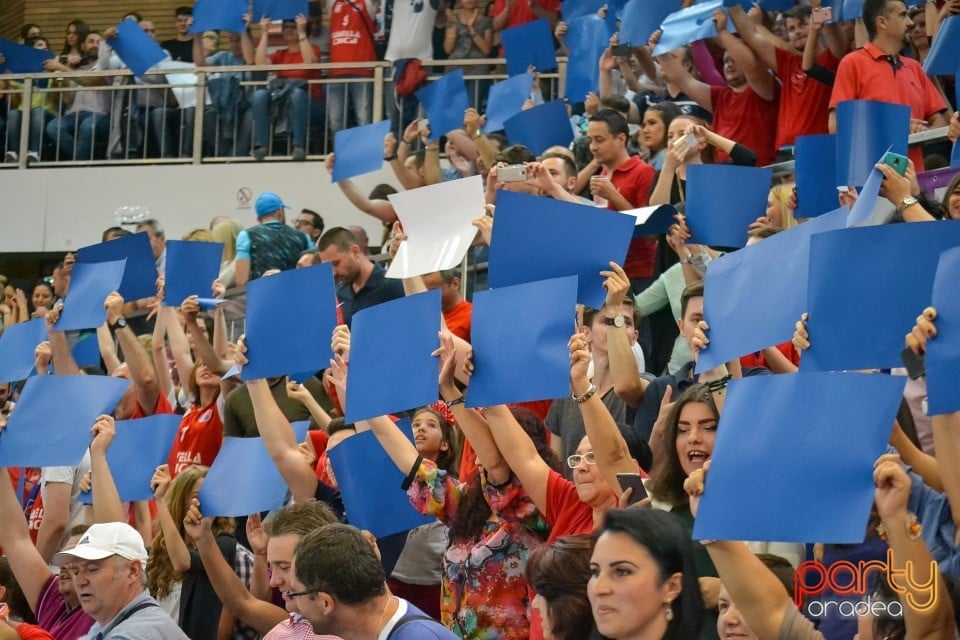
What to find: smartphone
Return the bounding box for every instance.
[901,346,926,380]
[58,55,69,64]
[883,151,909,176]
[499,164,528,182]
[418,118,430,133]
[672,133,696,153]
[617,473,648,506]
[811,6,832,26]
[611,43,633,56]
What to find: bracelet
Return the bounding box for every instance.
[446,396,467,407]
[572,383,597,404]
[704,374,731,393]
[401,138,413,145]
[876,512,922,541]
[384,153,398,161]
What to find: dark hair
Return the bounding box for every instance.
[486,132,509,150]
[412,406,461,477]
[295,524,386,605]
[449,407,559,542]
[597,509,704,639]
[124,11,144,22]
[282,18,311,36]
[756,553,795,598]
[863,0,893,40]
[102,226,131,242]
[497,144,537,165]
[600,94,631,118]
[582,298,641,331]
[175,6,193,17]
[136,218,165,238]
[680,281,704,320]
[299,209,324,232]
[368,184,397,201]
[30,280,54,309]
[327,418,356,438]
[299,249,321,265]
[525,535,597,640]
[20,23,41,40]
[0,557,36,623]
[590,108,630,140]
[61,20,90,56]
[263,500,338,538]
[783,5,813,22]
[541,152,579,179]
[644,102,681,153]
[69,523,90,537]
[647,384,719,508]
[944,173,960,219]
[317,227,360,253]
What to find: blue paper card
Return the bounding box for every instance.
[619,0,681,48]
[560,0,605,21]
[0,319,48,383]
[415,70,470,143]
[242,263,337,381]
[345,290,441,423]
[696,208,847,373]
[164,240,224,308]
[55,260,127,331]
[327,428,435,538]
[488,190,634,307]
[78,414,182,504]
[952,141,959,170]
[795,134,839,218]
[502,19,558,76]
[333,120,393,182]
[467,276,577,407]
[252,0,310,20]
[564,16,610,103]
[725,0,795,8]
[0,375,131,467]
[109,18,167,79]
[631,204,679,236]
[652,0,731,56]
[835,100,910,188]
[0,38,55,73]
[804,221,960,372]
[71,332,102,368]
[923,15,960,76]
[693,372,906,543]
[197,297,227,311]
[189,0,248,33]
[503,100,575,156]
[845,153,889,228]
[483,72,535,133]
[198,424,310,517]
[77,232,158,302]
[927,247,960,415]
[685,164,772,248]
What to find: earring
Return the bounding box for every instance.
[664,604,674,622]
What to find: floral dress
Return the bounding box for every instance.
[406,458,550,639]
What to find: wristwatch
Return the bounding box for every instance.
[109,317,127,332]
[603,314,626,328]
[384,153,398,161]
[897,196,919,216]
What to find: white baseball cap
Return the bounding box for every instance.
[52,522,148,566]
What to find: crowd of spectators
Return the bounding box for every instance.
[1,0,960,639]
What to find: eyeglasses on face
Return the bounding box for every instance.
[286,588,320,599]
[293,219,314,228]
[566,451,597,469]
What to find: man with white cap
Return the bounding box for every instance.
[234,192,313,287]
[51,522,188,640]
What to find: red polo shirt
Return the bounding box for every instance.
[775,47,840,148]
[830,42,947,170]
[710,84,780,166]
[602,155,657,279]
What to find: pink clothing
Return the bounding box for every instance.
[263,615,340,640]
[34,575,94,640]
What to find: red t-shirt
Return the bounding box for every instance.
[603,155,657,279]
[739,341,801,370]
[167,401,224,477]
[329,0,376,78]
[774,47,840,148]
[710,84,780,167]
[130,391,174,419]
[269,46,325,100]
[5,467,43,547]
[444,300,472,343]
[490,0,560,54]
[545,469,595,540]
[829,42,947,171]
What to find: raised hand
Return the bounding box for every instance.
[906,307,937,356]
[89,414,116,458]
[151,464,173,502]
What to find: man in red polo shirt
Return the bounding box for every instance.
[586,109,657,290]
[829,0,948,171]
[728,3,848,149]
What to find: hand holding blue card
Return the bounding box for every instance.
[692,372,906,543]
[55,260,127,331]
[328,429,434,538]
[415,71,470,143]
[0,319,48,383]
[77,232,158,301]
[0,375,131,467]
[652,0,734,56]
[502,19,557,76]
[466,276,578,408]
[685,164,772,248]
[110,18,167,79]
[164,240,224,308]
[189,0,248,33]
[503,100,575,156]
[0,38,55,73]
[333,120,393,182]
[483,72,534,133]
[345,290,441,424]
[488,190,634,307]
[242,263,337,381]
[926,247,960,415]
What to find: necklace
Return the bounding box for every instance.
[375,596,396,637]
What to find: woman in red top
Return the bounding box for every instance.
[167,361,223,477]
[251,15,324,162]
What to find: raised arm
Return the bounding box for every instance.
[0,466,51,615]
[325,153,399,225]
[182,296,231,374]
[254,16,271,66]
[44,307,80,375]
[726,3,780,72]
[600,263,648,407]
[150,464,193,573]
[97,323,122,374]
[285,381,332,430]
[105,292,161,413]
[89,415,126,524]
[714,9,776,101]
[152,307,176,403]
[482,405,551,513]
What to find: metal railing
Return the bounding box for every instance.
[0,58,565,169]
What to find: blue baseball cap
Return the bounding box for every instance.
[255,192,290,218]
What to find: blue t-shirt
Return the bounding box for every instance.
[383,600,458,639]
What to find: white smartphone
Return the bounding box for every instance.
[499,164,528,182]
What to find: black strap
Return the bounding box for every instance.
[95,600,160,639]
[342,0,377,46]
[386,615,436,639]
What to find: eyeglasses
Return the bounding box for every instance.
[202,34,219,41]
[286,588,320,599]
[566,451,597,469]
[293,219,314,228]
